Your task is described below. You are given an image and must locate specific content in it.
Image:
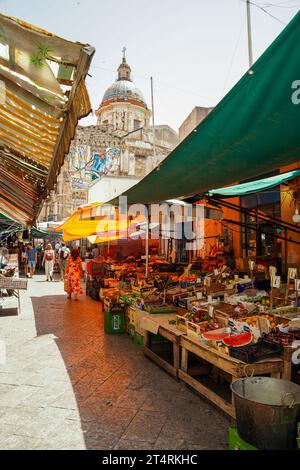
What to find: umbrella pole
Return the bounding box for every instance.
[145,220,149,279]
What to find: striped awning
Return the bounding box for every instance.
[0,13,95,224]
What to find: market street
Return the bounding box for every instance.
[0,276,229,450]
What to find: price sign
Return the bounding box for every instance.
[288,268,297,280]
[272,276,281,288]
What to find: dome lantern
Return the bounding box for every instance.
[117,47,132,82]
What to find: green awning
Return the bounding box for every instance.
[113,12,300,205]
[208,168,300,197]
[30,227,50,238]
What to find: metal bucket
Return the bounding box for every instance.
[231,377,300,449]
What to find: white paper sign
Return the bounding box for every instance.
[295,279,300,292]
[208,305,214,318]
[288,268,297,280]
[272,275,281,288]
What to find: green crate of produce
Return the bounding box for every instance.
[144,305,176,314]
[134,332,144,348]
[228,427,258,451]
[104,310,125,334]
[128,323,135,340]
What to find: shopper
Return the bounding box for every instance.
[21,244,28,277]
[65,247,83,300]
[59,243,70,281]
[27,243,37,278]
[92,244,100,259]
[55,240,61,253]
[36,242,44,270]
[42,243,55,281]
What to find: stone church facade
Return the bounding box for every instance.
[39,52,178,222]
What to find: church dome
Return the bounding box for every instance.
[99,50,148,109]
[102,80,147,107]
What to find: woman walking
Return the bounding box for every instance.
[42,244,55,281]
[65,248,83,300]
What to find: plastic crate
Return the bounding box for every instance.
[128,323,135,339]
[104,310,125,334]
[228,339,282,364]
[134,331,144,348]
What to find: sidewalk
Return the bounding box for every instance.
[0,275,229,450]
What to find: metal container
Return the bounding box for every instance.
[231,377,300,449]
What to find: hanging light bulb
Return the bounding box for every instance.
[292,207,300,224]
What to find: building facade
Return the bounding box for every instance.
[39,51,178,222]
[179,106,214,143]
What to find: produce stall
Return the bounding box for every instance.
[91,251,300,423]
[178,334,283,419]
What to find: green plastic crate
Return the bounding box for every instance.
[104,310,125,334]
[228,427,258,451]
[134,332,144,348]
[128,324,135,340]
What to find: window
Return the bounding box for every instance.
[133,119,141,130]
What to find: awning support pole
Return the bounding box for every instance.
[145,220,149,279]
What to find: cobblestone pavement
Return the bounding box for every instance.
[0,275,229,450]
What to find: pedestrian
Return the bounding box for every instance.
[42,243,55,281]
[65,247,83,300]
[59,243,70,281]
[21,244,28,277]
[0,246,8,269]
[55,240,61,253]
[27,243,37,278]
[36,242,44,270]
[92,244,100,259]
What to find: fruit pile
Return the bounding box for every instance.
[199,321,222,333]
[263,328,300,347]
[186,309,210,324]
[229,304,250,319]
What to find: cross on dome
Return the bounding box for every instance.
[122,46,127,62]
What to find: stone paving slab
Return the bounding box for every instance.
[0,275,229,450]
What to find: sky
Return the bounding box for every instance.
[1,0,298,131]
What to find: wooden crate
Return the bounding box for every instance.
[186,321,201,339]
[176,315,188,333]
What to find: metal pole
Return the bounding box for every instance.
[150,77,156,159]
[246,0,253,68]
[145,220,149,279]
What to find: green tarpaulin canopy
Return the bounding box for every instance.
[208,168,300,197]
[113,12,300,205]
[0,213,49,239]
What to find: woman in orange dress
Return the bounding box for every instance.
[65,248,83,300]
